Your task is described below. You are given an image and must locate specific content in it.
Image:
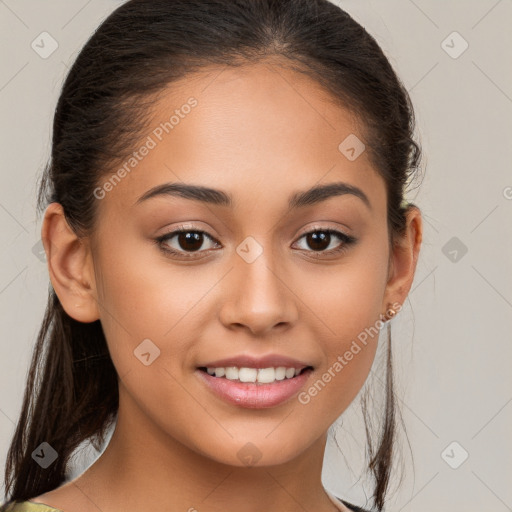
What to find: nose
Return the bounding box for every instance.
[218,247,299,336]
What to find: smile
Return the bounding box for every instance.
[196,366,314,408]
[199,366,312,384]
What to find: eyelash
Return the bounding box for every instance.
[154,225,357,260]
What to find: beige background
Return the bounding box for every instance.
[1,1,511,510]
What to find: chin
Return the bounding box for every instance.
[196,434,312,468]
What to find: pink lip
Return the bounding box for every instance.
[195,367,314,409]
[199,354,312,370]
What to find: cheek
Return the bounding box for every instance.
[92,235,205,370]
[300,246,389,343]
[293,246,389,412]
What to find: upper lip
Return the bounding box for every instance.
[198,354,313,370]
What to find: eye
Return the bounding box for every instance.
[155,227,221,259]
[293,227,357,257]
[155,225,357,260]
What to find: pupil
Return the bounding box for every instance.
[178,232,203,251]
[308,231,330,251]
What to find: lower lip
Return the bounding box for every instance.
[196,368,313,409]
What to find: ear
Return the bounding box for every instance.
[41,202,100,323]
[382,205,423,314]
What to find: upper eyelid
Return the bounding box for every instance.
[157,227,220,249]
[297,224,351,237]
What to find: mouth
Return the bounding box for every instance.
[196,365,315,408]
[197,365,314,385]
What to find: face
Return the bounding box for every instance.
[70,60,399,467]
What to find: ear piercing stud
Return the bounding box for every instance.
[383,304,398,322]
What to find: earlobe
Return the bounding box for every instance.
[41,202,100,323]
[382,206,423,312]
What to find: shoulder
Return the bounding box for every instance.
[3,497,371,512]
[0,502,63,512]
[339,498,373,512]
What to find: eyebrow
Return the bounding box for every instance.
[134,181,371,211]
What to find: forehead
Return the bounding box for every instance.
[95,59,385,220]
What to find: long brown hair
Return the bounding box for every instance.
[2,1,422,510]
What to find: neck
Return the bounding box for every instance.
[77,386,341,512]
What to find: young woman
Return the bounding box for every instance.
[1,1,423,511]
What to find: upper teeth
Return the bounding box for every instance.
[206,366,302,383]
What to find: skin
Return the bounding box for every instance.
[35,59,422,512]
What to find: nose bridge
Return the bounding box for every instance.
[219,235,297,334]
